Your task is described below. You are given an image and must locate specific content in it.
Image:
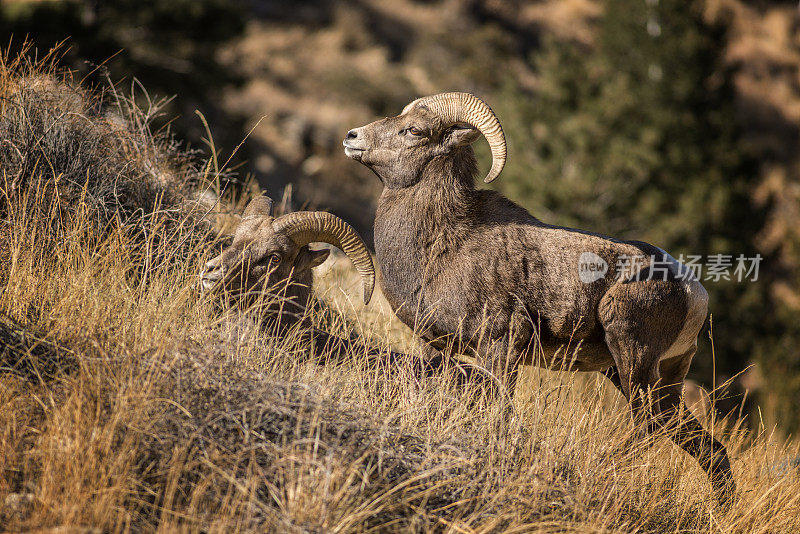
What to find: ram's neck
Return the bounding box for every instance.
[377,148,479,237]
[241,275,314,330]
[374,149,479,315]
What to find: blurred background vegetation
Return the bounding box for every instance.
[3,0,800,432]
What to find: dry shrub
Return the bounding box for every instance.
[2,47,800,533]
[0,46,195,215]
[0,314,75,381]
[0,44,216,280]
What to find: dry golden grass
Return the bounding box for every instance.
[2,51,800,534]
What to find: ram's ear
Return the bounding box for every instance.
[308,249,330,268]
[295,247,330,270]
[443,124,481,149]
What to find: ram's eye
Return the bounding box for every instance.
[269,253,281,265]
[408,126,423,136]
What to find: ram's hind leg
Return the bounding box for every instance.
[601,334,663,436]
[659,351,736,508]
[600,280,736,507]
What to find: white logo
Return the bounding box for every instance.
[578,252,608,283]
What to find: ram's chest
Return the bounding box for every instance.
[375,229,425,323]
[374,211,450,330]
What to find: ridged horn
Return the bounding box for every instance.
[242,194,274,218]
[403,92,506,183]
[273,211,375,305]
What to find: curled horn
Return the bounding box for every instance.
[242,194,274,218]
[273,211,375,305]
[403,92,506,183]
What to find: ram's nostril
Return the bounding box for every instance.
[346,129,358,140]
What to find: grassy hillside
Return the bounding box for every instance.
[9,0,800,433]
[2,49,800,534]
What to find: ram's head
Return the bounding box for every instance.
[343,92,506,188]
[201,194,374,313]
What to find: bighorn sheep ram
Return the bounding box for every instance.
[343,92,735,505]
[200,194,475,379]
[201,195,374,318]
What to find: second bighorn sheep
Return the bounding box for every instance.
[200,194,478,380]
[343,92,735,505]
[200,194,376,359]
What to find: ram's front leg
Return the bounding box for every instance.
[469,307,533,455]
[399,342,478,386]
[474,305,532,406]
[472,338,517,405]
